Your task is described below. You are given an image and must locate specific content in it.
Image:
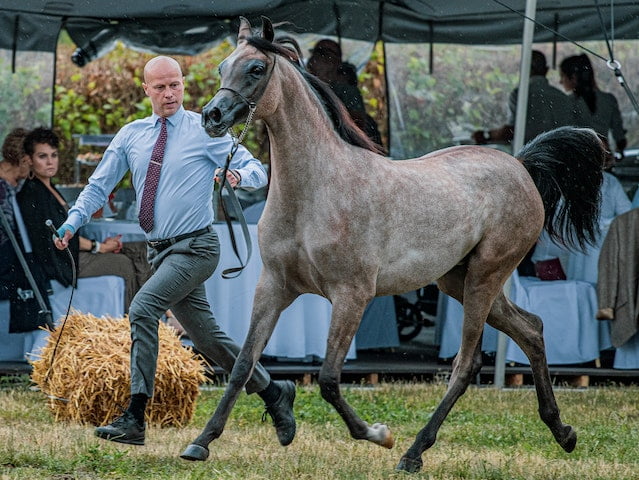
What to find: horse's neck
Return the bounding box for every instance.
[263,65,348,194]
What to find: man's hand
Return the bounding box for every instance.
[214,168,242,189]
[102,234,123,254]
[54,224,75,250]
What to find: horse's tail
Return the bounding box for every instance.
[517,126,605,250]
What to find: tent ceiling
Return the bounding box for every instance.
[1,1,639,57]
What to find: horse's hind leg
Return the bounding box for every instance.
[486,293,576,452]
[318,289,395,449]
[397,265,488,473]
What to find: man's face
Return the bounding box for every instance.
[142,61,185,118]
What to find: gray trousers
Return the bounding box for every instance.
[127,228,270,397]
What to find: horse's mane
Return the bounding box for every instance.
[246,36,385,155]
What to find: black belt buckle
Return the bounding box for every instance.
[147,239,163,249]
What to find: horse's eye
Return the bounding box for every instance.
[250,64,265,75]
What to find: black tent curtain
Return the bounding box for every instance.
[1,1,638,149]
[2,1,639,55]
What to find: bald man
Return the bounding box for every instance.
[54,56,296,448]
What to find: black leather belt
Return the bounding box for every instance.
[147,225,213,252]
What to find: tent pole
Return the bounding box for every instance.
[494,0,536,389]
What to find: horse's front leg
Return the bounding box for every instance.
[181,276,296,461]
[318,290,394,449]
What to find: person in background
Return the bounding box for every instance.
[53,56,295,449]
[473,50,572,145]
[307,39,383,148]
[473,50,573,276]
[0,128,51,334]
[17,127,149,312]
[559,53,627,159]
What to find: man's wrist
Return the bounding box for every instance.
[56,223,76,238]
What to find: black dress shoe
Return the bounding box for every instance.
[263,380,296,446]
[95,411,145,445]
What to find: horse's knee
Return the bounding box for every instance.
[318,373,339,403]
[451,350,482,386]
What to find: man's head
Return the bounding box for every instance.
[2,128,29,167]
[530,50,548,77]
[311,39,341,59]
[142,56,185,118]
[0,128,30,182]
[307,39,343,82]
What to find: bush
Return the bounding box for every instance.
[52,39,639,184]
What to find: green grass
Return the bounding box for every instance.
[1,381,638,479]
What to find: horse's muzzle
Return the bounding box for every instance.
[201,92,248,138]
[201,105,228,138]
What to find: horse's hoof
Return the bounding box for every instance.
[367,423,394,449]
[559,425,577,453]
[396,455,423,473]
[180,443,209,461]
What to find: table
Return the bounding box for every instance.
[81,219,146,243]
[0,276,125,363]
[79,220,399,360]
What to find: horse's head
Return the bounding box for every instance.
[201,17,277,137]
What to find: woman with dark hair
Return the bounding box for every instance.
[17,127,150,312]
[560,54,627,159]
[0,128,52,334]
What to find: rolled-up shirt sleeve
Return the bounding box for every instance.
[66,131,130,231]
[206,133,267,190]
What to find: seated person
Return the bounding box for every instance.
[17,127,151,311]
[0,128,51,333]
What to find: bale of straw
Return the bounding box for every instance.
[30,311,208,427]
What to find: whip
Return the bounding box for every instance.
[43,219,77,386]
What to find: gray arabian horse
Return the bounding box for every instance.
[181,17,605,473]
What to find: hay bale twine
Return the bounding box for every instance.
[30,311,207,427]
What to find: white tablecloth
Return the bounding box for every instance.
[77,221,398,360]
[438,271,611,366]
[0,275,125,363]
[81,219,146,243]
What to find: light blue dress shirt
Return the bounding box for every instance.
[67,106,267,240]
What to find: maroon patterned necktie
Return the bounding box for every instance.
[138,117,167,233]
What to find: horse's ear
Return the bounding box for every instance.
[261,16,274,42]
[238,17,252,41]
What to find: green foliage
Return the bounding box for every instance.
[52,41,270,183]
[48,39,639,182]
[387,44,519,157]
[0,57,52,147]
